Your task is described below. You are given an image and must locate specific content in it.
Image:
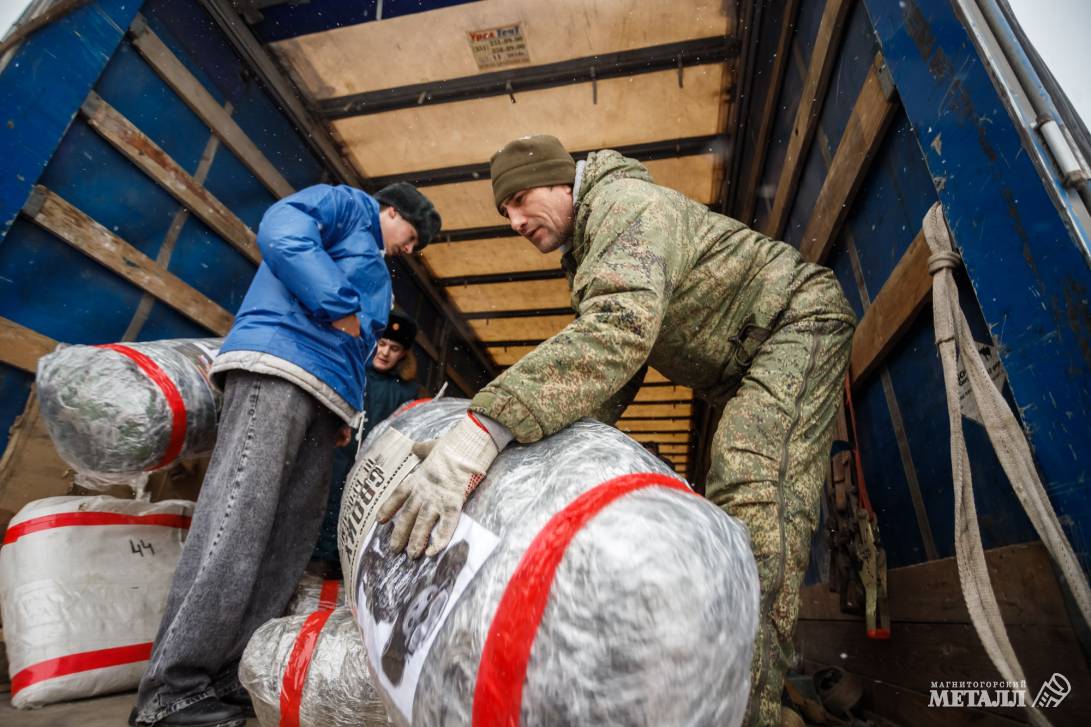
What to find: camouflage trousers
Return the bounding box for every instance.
[706,317,852,727]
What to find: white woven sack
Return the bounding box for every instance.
[0,495,193,708]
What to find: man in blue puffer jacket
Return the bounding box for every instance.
[132,183,440,727]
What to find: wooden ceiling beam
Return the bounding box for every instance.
[369,134,727,188]
[483,339,547,349]
[462,307,572,320]
[320,36,738,118]
[435,269,565,286]
[436,225,514,244]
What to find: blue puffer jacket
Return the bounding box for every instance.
[218,184,392,414]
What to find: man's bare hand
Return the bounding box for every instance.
[335,425,353,447]
[332,314,361,337]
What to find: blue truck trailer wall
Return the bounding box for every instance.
[728,3,1091,720]
[731,0,1089,576]
[0,0,491,456]
[863,0,1091,570]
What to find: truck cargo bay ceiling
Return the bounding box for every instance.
[262,0,739,476]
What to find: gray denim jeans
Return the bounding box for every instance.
[134,371,340,724]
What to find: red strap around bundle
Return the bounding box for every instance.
[395,398,432,416]
[317,578,340,610]
[472,472,693,727]
[279,580,341,727]
[11,642,153,696]
[97,344,188,470]
[3,511,191,545]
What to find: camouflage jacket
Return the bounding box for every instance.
[469,151,855,443]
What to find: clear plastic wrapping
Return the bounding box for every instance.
[341,398,760,726]
[285,573,347,616]
[36,338,222,481]
[239,608,392,727]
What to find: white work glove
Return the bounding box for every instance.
[377,413,499,558]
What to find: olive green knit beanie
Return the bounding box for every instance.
[490,135,576,212]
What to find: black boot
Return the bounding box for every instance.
[129,697,245,727]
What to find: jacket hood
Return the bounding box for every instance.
[570,151,654,259]
[577,150,653,203]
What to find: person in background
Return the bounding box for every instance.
[640,441,675,469]
[311,308,425,574]
[131,182,440,727]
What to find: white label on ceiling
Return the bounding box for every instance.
[467,23,530,70]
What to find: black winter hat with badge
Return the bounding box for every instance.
[374,182,442,251]
[381,309,418,349]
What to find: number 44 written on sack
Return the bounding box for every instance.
[130,539,156,557]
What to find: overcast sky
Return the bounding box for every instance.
[0,0,33,38]
[1007,0,1090,127]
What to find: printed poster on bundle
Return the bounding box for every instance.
[355,515,499,723]
[338,427,420,600]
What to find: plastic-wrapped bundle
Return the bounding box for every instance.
[285,573,347,616]
[240,607,392,727]
[339,398,760,726]
[0,495,193,708]
[285,571,344,611]
[37,338,222,483]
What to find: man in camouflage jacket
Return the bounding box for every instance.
[378,135,855,726]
